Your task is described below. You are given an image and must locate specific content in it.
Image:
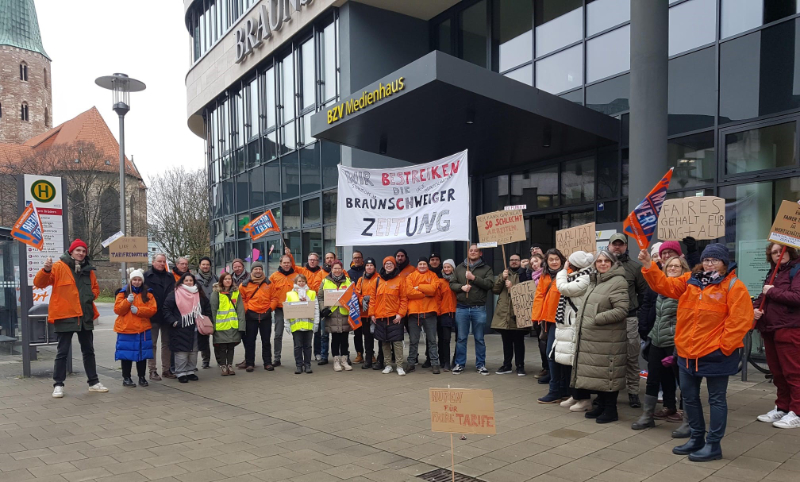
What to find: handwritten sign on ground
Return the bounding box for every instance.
[509,281,536,328]
[429,388,496,435]
[768,200,800,249]
[283,301,315,320]
[323,289,346,307]
[657,196,725,241]
[476,210,525,245]
[556,222,596,257]
[109,237,148,263]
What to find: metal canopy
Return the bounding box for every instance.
[310,51,620,175]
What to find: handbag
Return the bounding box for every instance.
[196,314,214,335]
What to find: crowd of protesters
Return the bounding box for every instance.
[33,234,800,463]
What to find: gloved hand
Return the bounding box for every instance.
[661,355,675,367]
[127,293,134,303]
[362,296,370,313]
[682,236,698,253]
[131,306,138,314]
[320,307,332,319]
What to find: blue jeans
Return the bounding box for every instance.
[454,305,486,368]
[545,325,568,396]
[679,369,729,443]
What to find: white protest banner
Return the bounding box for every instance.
[336,150,470,246]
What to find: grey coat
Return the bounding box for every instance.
[648,295,678,348]
[571,264,630,392]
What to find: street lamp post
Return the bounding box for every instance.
[95,73,146,287]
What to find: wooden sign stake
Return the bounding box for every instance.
[448,384,455,482]
[501,244,508,270]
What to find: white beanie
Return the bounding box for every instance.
[129,269,144,281]
[650,242,663,258]
[443,259,456,269]
[568,251,594,270]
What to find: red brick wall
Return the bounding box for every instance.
[0,46,52,144]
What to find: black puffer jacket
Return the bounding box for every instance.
[144,266,175,324]
[163,290,212,353]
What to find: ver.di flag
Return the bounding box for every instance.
[243,209,280,241]
[623,168,674,250]
[338,283,362,331]
[11,202,44,250]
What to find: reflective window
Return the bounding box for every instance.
[321,141,340,189]
[725,122,796,175]
[536,44,583,94]
[264,160,281,205]
[281,121,296,154]
[283,199,301,230]
[669,0,717,56]
[535,0,583,57]
[300,144,320,194]
[301,39,315,110]
[437,19,453,55]
[668,131,715,188]
[236,174,248,212]
[323,190,337,224]
[250,165,265,208]
[322,22,337,102]
[281,153,300,198]
[303,197,321,226]
[668,47,715,135]
[587,0,630,36]
[587,25,630,83]
[763,0,800,24]
[482,176,508,213]
[493,0,532,72]
[303,228,323,256]
[504,64,532,86]
[247,77,259,140]
[460,0,488,68]
[511,164,559,209]
[264,131,277,162]
[597,148,619,199]
[280,53,295,123]
[560,88,584,105]
[265,66,276,129]
[586,73,629,116]
[721,0,762,39]
[562,157,595,204]
[720,19,800,123]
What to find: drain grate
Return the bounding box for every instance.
[417,468,484,482]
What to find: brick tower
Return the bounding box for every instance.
[0,0,52,144]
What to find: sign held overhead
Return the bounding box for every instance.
[476,209,525,245]
[768,200,800,249]
[556,222,596,257]
[658,196,725,241]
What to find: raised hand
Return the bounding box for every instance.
[43,257,53,272]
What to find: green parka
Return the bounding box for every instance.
[490,268,525,330]
[648,295,678,348]
[450,258,495,306]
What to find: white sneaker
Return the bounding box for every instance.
[570,399,593,412]
[560,397,577,408]
[397,367,406,376]
[52,386,64,398]
[382,366,394,374]
[773,411,800,429]
[757,406,786,423]
[88,383,109,393]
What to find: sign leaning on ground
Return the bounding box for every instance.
[476,209,526,245]
[768,200,800,249]
[658,196,725,241]
[429,388,496,435]
[556,222,596,257]
[23,175,64,285]
[109,237,149,263]
[509,281,536,328]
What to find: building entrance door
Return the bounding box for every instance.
[525,209,594,252]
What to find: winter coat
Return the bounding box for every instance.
[638,286,658,340]
[285,287,320,333]
[450,259,494,306]
[531,272,561,325]
[571,264,630,392]
[649,295,678,348]
[642,263,752,373]
[356,272,379,317]
[406,269,440,318]
[490,268,524,331]
[211,288,245,344]
[397,263,416,278]
[162,289,212,353]
[196,271,218,299]
[303,265,325,291]
[437,277,457,321]
[143,266,175,325]
[348,264,365,283]
[240,277,278,316]
[553,267,591,366]
[754,258,800,333]
[318,276,352,334]
[115,331,152,362]
[270,254,318,307]
[372,270,407,342]
[618,253,648,316]
[113,288,158,334]
[33,252,99,332]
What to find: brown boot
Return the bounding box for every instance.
[236,360,247,369]
[162,370,176,379]
[149,370,162,381]
[353,352,364,364]
[220,365,229,376]
[227,365,236,376]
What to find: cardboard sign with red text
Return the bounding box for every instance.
[476,210,525,245]
[768,200,800,249]
[430,388,496,435]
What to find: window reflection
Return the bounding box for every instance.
[725,122,796,175]
[504,64,532,86]
[668,131,715,189]
[587,26,630,83]
[323,190,337,224]
[669,0,716,56]
[460,0,488,67]
[437,19,453,55]
[493,0,532,72]
[300,144,320,194]
[536,44,582,94]
[535,0,582,57]
[561,157,595,204]
[303,197,321,226]
[283,199,301,230]
[281,153,300,198]
[511,165,559,209]
[586,73,629,115]
[301,39,315,110]
[668,47,715,135]
[587,0,630,36]
[322,22,338,102]
[721,0,762,39]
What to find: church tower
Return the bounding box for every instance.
[0,0,53,144]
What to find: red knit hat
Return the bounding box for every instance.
[68,239,88,253]
[659,241,683,258]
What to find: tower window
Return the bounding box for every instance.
[0,102,3,119]
[20,62,28,81]
[44,107,49,127]
[21,102,29,121]
[44,68,48,88]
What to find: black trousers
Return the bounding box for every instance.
[214,342,237,366]
[353,326,364,354]
[292,331,313,367]
[499,329,526,368]
[533,323,548,370]
[362,325,375,357]
[438,317,453,367]
[244,320,272,366]
[121,360,146,378]
[646,344,677,410]
[54,329,98,387]
[331,332,349,356]
[198,334,211,364]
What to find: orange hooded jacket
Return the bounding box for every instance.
[270,254,306,308]
[356,273,379,317]
[33,260,100,323]
[372,273,408,319]
[406,269,439,318]
[240,278,278,313]
[530,272,560,325]
[113,290,158,334]
[437,278,456,316]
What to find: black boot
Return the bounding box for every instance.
[422,359,432,368]
[673,434,705,455]
[363,355,373,369]
[596,392,619,424]
[295,366,302,374]
[123,377,136,388]
[138,377,149,387]
[629,393,641,408]
[305,364,313,374]
[688,442,722,462]
[585,394,605,419]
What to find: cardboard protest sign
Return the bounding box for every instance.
[429,388,496,435]
[509,281,536,328]
[768,200,800,249]
[657,196,725,241]
[324,289,347,307]
[109,237,149,263]
[556,222,596,257]
[283,301,315,320]
[476,209,525,245]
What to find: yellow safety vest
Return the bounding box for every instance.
[321,278,351,316]
[285,290,316,332]
[215,291,240,331]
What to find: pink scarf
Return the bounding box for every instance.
[175,285,202,327]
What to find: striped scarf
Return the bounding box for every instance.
[554,267,593,325]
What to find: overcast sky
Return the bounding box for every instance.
[36,0,205,181]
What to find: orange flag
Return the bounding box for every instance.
[622,168,674,250]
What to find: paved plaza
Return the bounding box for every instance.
[0,305,797,482]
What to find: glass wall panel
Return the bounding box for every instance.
[560,88,584,105]
[492,0,533,72]
[764,0,800,24]
[725,122,796,174]
[668,47,715,135]
[323,190,337,224]
[321,141,340,189]
[511,164,559,209]
[235,173,248,212]
[482,176,507,213]
[460,0,488,67]
[668,131,715,189]
[265,66,276,129]
[281,153,300,198]
[323,226,339,260]
[281,121,296,154]
[587,0,630,36]
[437,19,453,55]
[247,77,259,140]
[721,0,762,39]
[535,0,583,57]
[302,228,323,258]
[303,197,321,226]
[264,131,277,162]
[250,165,265,208]
[300,144,320,194]
[301,39,315,110]
[504,64,532,86]
[586,73,629,115]
[536,44,582,94]
[669,0,717,56]
[561,157,595,204]
[280,53,295,123]
[587,26,630,83]
[596,200,619,224]
[283,199,301,230]
[597,148,619,199]
[322,23,337,102]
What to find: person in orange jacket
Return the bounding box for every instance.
[394,249,416,278]
[531,248,566,403]
[34,239,108,398]
[372,256,408,376]
[437,260,458,372]
[639,243,752,462]
[172,257,190,283]
[114,269,158,388]
[406,257,441,374]
[355,257,380,369]
[238,261,278,372]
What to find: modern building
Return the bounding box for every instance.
[185,0,800,294]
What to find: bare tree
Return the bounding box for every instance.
[147,166,210,267]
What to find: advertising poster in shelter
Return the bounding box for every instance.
[738,240,771,295]
[657,196,725,241]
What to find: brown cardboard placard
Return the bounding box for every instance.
[283,301,315,320]
[323,289,346,307]
[109,237,149,263]
[476,209,525,245]
[657,196,725,241]
[429,388,496,435]
[768,200,800,249]
[509,281,536,328]
[555,222,596,257]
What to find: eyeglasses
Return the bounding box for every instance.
[702,258,721,264]
[770,250,783,256]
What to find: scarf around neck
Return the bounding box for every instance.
[232,270,249,285]
[278,266,294,276]
[197,270,214,284]
[364,270,377,280]
[175,285,202,328]
[442,271,455,282]
[330,272,346,284]
[380,268,399,280]
[293,284,310,301]
[464,258,483,269]
[530,268,543,285]
[555,267,593,325]
[250,271,265,283]
[695,270,721,286]
[546,266,561,279]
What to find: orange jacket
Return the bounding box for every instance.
[406,270,439,316]
[270,254,306,308]
[397,264,416,278]
[113,290,158,334]
[240,278,278,313]
[642,264,752,362]
[437,278,457,316]
[33,260,99,323]
[302,267,325,291]
[530,273,560,324]
[356,274,379,317]
[372,274,408,319]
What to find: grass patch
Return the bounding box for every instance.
[95,289,118,303]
